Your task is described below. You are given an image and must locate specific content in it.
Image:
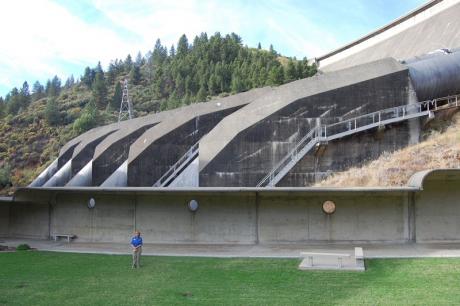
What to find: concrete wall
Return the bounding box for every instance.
[0,203,10,237]
[258,193,409,243]
[136,193,256,244]
[3,189,415,244]
[318,1,460,71]
[129,106,242,186]
[8,203,49,239]
[52,194,135,242]
[200,67,413,187]
[7,168,460,244]
[415,178,460,242]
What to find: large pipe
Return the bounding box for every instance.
[406,50,460,101]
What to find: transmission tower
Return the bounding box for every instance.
[118,79,133,122]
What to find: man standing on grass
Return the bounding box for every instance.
[131,230,143,269]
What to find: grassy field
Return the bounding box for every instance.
[1,251,460,305]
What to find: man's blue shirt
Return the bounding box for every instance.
[131,236,143,247]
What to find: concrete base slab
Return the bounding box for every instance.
[3,239,460,259]
[298,250,365,271]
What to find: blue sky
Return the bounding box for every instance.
[0,0,426,98]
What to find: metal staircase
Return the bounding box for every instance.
[257,94,460,187]
[153,143,199,187]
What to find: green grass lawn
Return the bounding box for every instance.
[1,251,460,305]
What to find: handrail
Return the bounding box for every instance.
[257,93,460,187]
[153,143,199,187]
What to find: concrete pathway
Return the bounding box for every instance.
[3,238,460,259]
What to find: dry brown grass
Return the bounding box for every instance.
[314,113,460,187]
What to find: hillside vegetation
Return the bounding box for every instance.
[315,111,460,187]
[0,32,317,195]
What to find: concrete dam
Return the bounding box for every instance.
[29,50,460,188]
[3,0,460,246]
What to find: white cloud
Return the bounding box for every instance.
[0,0,145,93]
[0,0,424,96]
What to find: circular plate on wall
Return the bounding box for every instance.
[322,200,336,214]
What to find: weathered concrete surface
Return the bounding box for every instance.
[6,170,460,245]
[258,193,408,243]
[69,130,117,184]
[43,160,72,187]
[7,186,413,244]
[200,58,411,186]
[91,109,178,186]
[169,157,199,187]
[128,87,272,186]
[318,0,460,71]
[414,173,460,242]
[52,121,120,178]
[67,159,92,187]
[8,203,49,239]
[136,193,257,244]
[51,194,135,242]
[101,160,128,187]
[0,203,10,237]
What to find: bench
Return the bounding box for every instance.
[299,247,365,271]
[52,234,76,243]
[300,252,351,268]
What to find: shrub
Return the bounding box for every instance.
[16,244,31,251]
[73,100,98,134]
[0,164,11,187]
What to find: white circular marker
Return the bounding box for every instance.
[88,198,96,209]
[188,200,199,212]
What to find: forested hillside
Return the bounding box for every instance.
[0,32,317,194]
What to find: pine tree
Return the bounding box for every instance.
[32,81,45,101]
[6,88,20,115]
[177,34,189,57]
[0,97,4,118]
[135,51,145,66]
[257,42,262,49]
[95,61,104,75]
[268,65,284,85]
[65,75,75,89]
[196,83,207,102]
[45,97,60,125]
[82,67,94,88]
[109,82,122,110]
[19,81,31,109]
[92,72,107,109]
[284,59,297,83]
[46,76,61,97]
[208,74,219,96]
[231,69,244,93]
[124,54,133,72]
[269,44,277,56]
[130,65,142,85]
[169,45,176,57]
